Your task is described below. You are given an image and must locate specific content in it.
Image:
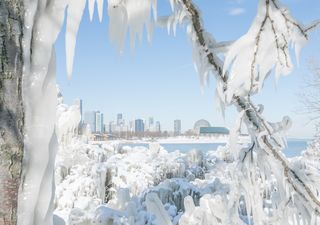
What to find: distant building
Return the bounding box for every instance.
[155,121,161,133]
[149,117,154,126]
[84,111,96,133]
[83,110,104,133]
[199,127,229,137]
[148,117,154,131]
[103,124,107,134]
[109,121,116,133]
[193,119,211,134]
[174,119,181,136]
[117,113,123,126]
[101,113,104,133]
[129,120,134,132]
[135,119,144,133]
[193,119,229,137]
[95,111,103,133]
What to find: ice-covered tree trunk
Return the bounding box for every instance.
[0,0,24,224]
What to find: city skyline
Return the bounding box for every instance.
[81,100,197,133]
[81,103,232,139]
[83,108,185,133]
[78,98,235,133]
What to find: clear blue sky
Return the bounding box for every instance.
[55,0,320,138]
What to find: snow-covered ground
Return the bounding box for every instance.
[53,135,320,225]
[94,135,250,145]
[53,138,234,225]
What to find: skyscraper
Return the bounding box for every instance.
[95,111,104,133]
[117,113,123,126]
[155,121,161,133]
[109,121,115,133]
[135,119,144,133]
[148,117,154,131]
[174,119,181,136]
[84,111,96,133]
[101,113,104,133]
[149,117,154,126]
[129,120,134,132]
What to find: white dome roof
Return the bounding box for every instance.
[194,119,211,132]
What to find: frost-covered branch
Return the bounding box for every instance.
[299,61,320,122]
[304,20,320,33]
[176,0,320,221]
[222,0,309,102]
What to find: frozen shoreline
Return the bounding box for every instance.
[93,135,251,145]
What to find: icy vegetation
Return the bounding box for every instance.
[51,102,320,225]
[53,124,233,224]
[19,0,320,224]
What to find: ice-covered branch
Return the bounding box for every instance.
[304,20,320,33]
[223,0,308,102]
[177,0,320,220]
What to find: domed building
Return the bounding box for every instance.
[193,119,229,137]
[193,119,211,134]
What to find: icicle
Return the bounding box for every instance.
[152,0,158,21]
[107,0,128,51]
[88,0,95,21]
[65,0,86,79]
[107,0,156,51]
[96,0,104,22]
[169,0,174,11]
[146,21,153,43]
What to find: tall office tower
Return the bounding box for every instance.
[84,111,96,133]
[129,120,134,132]
[148,117,154,130]
[95,111,102,133]
[174,119,182,136]
[155,121,161,133]
[109,121,115,133]
[117,113,123,126]
[101,113,104,133]
[135,119,144,133]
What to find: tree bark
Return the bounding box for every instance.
[0,0,24,224]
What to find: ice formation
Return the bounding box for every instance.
[165,1,320,223]
[65,0,87,78]
[50,97,241,224]
[223,0,308,102]
[54,129,315,224]
[19,0,158,223]
[21,90,319,225]
[53,134,213,224]
[107,0,157,50]
[56,88,82,145]
[18,0,320,224]
[19,0,69,223]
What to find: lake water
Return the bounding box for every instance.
[121,139,309,158]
